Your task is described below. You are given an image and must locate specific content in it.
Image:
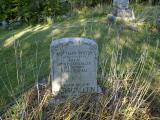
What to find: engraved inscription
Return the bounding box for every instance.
[56,49,93,73]
[50,38,100,97]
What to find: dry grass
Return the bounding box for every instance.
[1,54,154,120]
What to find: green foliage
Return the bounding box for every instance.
[0,0,160,23]
[131,0,160,5]
[0,0,71,23]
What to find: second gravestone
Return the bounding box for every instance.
[50,38,101,98]
[113,0,129,9]
[111,0,135,20]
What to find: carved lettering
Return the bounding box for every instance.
[51,38,101,97]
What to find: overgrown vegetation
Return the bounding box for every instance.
[0,0,160,24]
[1,61,153,119]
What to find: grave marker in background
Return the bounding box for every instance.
[50,38,101,98]
[113,0,129,9]
[112,0,135,20]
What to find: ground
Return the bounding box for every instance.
[0,4,160,119]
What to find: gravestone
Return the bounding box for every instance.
[50,38,101,98]
[112,0,135,20]
[113,0,129,9]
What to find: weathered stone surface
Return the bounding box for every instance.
[113,0,129,9]
[116,9,135,19]
[50,38,101,98]
[112,0,135,21]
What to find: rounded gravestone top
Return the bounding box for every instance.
[51,37,97,47]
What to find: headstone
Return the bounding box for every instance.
[113,0,129,9]
[50,38,101,98]
[112,0,135,20]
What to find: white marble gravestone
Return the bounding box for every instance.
[50,38,101,98]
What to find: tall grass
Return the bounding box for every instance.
[1,45,154,119]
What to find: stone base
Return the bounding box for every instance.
[112,8,135,21]
[48,88,102,105]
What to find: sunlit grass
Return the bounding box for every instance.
[3,25,51,47]
[3,27,32,47]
